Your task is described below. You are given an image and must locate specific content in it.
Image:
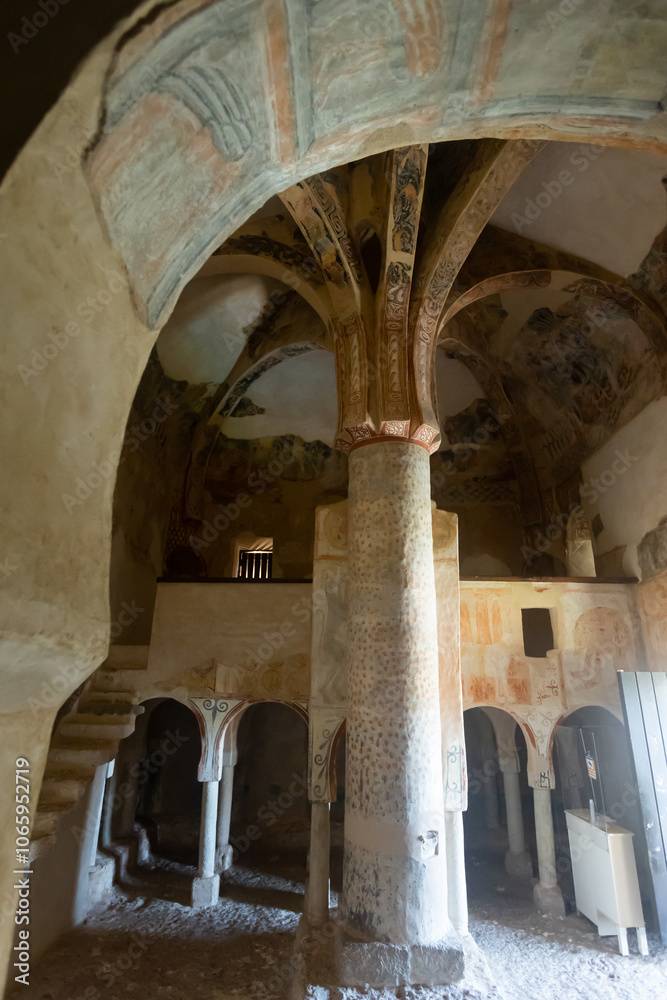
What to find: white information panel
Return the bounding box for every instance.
[565,809,648,956]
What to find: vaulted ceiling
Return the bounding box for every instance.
[134,138,666,568]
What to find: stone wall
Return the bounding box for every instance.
[146,581,313,703]
[581,396,667,578]
[144,573,642,788]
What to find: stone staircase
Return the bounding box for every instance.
[30,646,149,859]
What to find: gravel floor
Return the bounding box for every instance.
[7,841,666,1000]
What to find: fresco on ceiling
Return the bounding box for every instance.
[205,433,348,505]
[430,398,518,508]
[633,194,667,310]
[499,293,661,484]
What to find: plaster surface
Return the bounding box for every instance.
[3,0,667,990]
[342,441,451,956]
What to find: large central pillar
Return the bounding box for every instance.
[339,437,462,986]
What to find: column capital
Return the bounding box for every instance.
[309,708,345,803]
[189,697,244,782]
[336,421,439,455]
[332,146,441,456]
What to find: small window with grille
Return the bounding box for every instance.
[237,548,273,580]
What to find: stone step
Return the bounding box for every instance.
[30,835,56,862]
[91,669,146,693]
[31,812,57,841]
[77,692,143,714]
[43,759,96,784]
[58,718,136,742]
[89,853,115,906]
[61,710,137,728]
[102,648,149,672]
[38,778,85,810]
[49,739,118,768]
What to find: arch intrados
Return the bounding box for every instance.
[4,0,667,704]
[197,254,333,327]
[557,704,625,728]
[232,698,309,727]
[213,339,333,421]
[465,703,532,754]
[132,126,665,333]
[439,269,666,367]
[141,693,200,721]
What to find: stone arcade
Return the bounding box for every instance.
[1,2,667,998]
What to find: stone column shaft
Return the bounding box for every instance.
[503,771,533,877]
[504,772,524,854]
[445,810,468,935]
[341,440,450,947]
[192,779,220,908]
[215,764,235,873]
[87,763,109,866]
[484,772,500,830]
[100,760,116,847]
[200,780,218,876]
[307,801,331,925]
[118,759,140,838]
[532,787,565,915]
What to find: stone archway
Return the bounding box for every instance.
[2,0,667,982]
[227,701,310,865]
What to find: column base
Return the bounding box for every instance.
[215,843,234,873]
[533,881,565,917]
[191,873,220,908]
[286,915,498,998]
[336,928,465,988]
[505,849,533,878]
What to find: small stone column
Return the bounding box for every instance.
[532,787,565,915]
[502,771,533,877]
[445,810,468,935]
[215,763,235,873]
[188,697,243,907]
[192,779,220,908]
[118,757,141,838]
[87,763,109,866]
[100,759,116,847]
[483,772,500,830]
[307,801,331,925]
[340,438,461,986]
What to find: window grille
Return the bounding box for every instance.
[237,549,272,579]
